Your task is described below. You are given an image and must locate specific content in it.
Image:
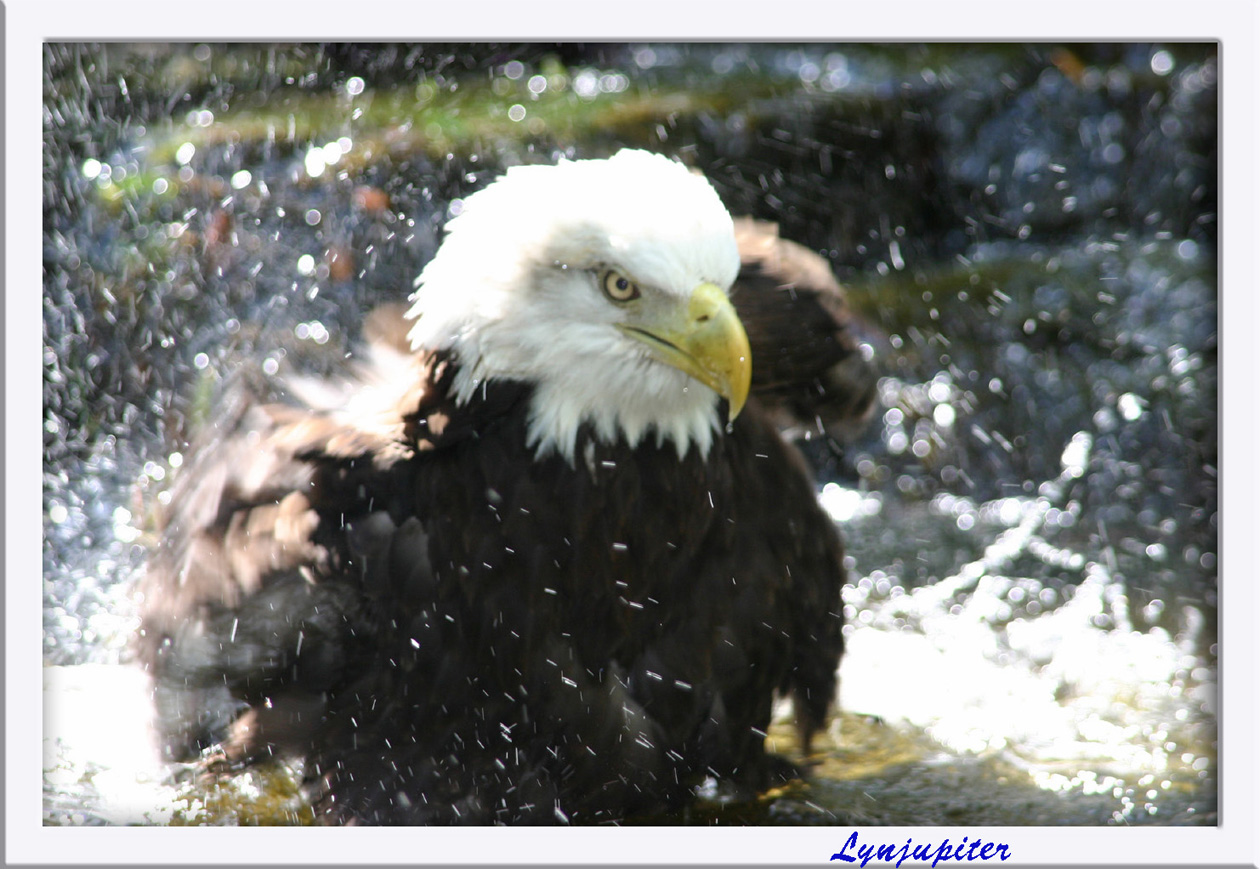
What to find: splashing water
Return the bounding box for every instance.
[40,43,1216,827]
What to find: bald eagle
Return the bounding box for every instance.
[137,150,874,824]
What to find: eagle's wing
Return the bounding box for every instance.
[138,349,690,824]
[136,349,433,764]
[733,217,878,442]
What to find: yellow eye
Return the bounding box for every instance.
[601,269,640,302]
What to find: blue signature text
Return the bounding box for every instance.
[831,831,1012,868]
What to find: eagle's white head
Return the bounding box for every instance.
[406,150,747,463]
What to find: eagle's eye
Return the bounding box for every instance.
[600,269,641,303]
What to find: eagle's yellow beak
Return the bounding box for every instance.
[618,282,752,421]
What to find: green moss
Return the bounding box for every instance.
[168,759,316,826]
[132,66,842,171]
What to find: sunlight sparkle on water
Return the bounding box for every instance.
[44,666,186,824]
[1059,432,1092,478]
[819,483,882,524]
[572,70,599,99]
[304,145,338,178]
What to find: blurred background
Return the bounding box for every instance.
[42,42,1217,825]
